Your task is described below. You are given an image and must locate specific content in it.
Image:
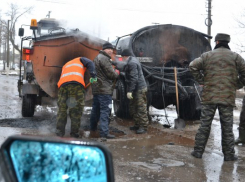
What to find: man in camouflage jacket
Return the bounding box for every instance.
[189,33,245,161]
[90,42,119,139]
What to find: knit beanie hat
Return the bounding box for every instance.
[121,49,132,56]
[102,42,113,50]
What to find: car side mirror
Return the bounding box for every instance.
[0,135,114,182]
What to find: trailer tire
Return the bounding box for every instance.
[179,95,200,120]
[22,94,36,117]
[113,79,131,119]
[193,109,201,120]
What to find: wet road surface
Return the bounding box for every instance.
[0,75,245,182]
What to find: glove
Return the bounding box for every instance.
[90,77,97,84]
[127,92,133,99]
[119,72,125,77]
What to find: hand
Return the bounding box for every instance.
[127,92,133,99]
[90,77,97,84]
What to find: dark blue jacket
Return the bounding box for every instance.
[80,57,96,78]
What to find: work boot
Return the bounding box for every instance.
[191,151,202,159]
[235,128,245,145]
[235,137,243,145]
[130,126,139,131]
[224,155,238,161]
[136,127,147,134]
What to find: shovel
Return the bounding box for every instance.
[85,82,91,89]
[174,67,186,129]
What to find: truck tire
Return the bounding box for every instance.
[22,94,36,117]
[113,79,131,119]
[179,95,200,120]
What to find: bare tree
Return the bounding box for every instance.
[0,3,33,69]
[5,3,33,54]
[0,12,8,69]
[235,9,245,54]
[0,12,2,61]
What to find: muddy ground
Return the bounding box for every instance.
[0,74,245,182]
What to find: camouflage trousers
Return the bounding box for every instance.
[239,95,245,129]
[129,87,149,129]
[56,84,85,136]
[194,104,235,156]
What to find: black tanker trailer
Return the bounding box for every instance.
[112,24,212,120]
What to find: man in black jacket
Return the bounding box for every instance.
[120,49,149,134]
[90,42,119,139]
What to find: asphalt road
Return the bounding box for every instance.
[0,74,245,182]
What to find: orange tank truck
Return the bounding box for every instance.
[18,18,114,117]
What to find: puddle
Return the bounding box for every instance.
[108,126,194,163]
[152,158,185,167]
[130,162,162,170]
[130,158,185,170]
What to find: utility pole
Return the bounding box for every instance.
[6,20,10,75]
[12,45,15,70]
[205,0,212,43]
[3,41,6,70]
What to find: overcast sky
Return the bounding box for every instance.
[1,0,245,57]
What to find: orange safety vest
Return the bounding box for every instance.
[57,57,87,88]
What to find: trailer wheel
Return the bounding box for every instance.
[22,94,36,117]
[193,109,201,120]
[113,79,130,119]
[179,95,200,120]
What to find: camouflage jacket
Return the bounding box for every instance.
[189,46,245,106]
[91,50,118,95]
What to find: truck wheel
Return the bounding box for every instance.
[193,109,201,120]
[179,95,199,120]
[22,94,36,117]
[113,79,131,119]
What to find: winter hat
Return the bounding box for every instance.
[121,49,132,57]
[214,33,230,43]
[102,42,113,50]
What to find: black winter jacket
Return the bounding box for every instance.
[124,56,147,92]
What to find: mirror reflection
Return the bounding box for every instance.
[9,140,107,182]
